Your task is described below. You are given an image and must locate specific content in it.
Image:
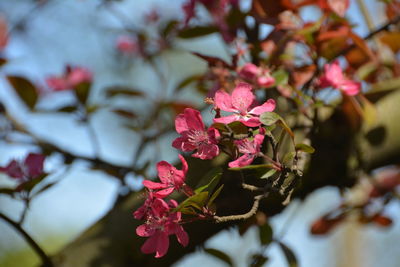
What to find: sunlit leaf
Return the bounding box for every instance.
[175,191,209,212]
[261,169,277,179]
[195,170,222,194]
[207,184,224,206]
[229,164,274,171]
[295,143,315,154]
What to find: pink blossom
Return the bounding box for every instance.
[172,108,220,160]
[116,35,138,55]
[46,66,92,91]
[319,60,360,96]
[229,129,265,168]
[239,63,275,87]
[136,198,188,258]
[0,153,45,182]
[318,0,349,17]
[142,155,188,198]
[213,83,276,127]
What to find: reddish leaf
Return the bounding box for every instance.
[191,52,231,68]
[0,15,8,50]
[379,32,400,53]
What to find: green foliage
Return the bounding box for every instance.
[204,248,234,267]
[7,76,38,110]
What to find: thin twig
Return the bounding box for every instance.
[214,194,265,223]
[0,212,53,267]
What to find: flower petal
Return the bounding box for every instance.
[213,114,238,125]
[228,154,255,168]
[340,80,361,96]
[249,99,276,115]
[156,161,174,184]
[172,136,197,152]
[153,187,175,198]
[143,180,166,190]
[136,224,155,237]
[231,83,254,113]
[174,225,189,247]
[193,143,219,160]
[184,108,205,131]
[214,90,235,112]
[155,232,169,258]
[175,113,189,134]
[178,154,188,175]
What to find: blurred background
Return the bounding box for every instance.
[0,0,399,266]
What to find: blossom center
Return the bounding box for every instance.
[187,130,209,146]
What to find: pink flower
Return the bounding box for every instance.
[319,60,360,96]
[213,83,276,127]
[0,153,45,182]
[239,63,275,88]
[228,129,265,168]
[116,35,138,55]
[46,66,92,91]
[318,0,349,17]
[142,155,188,198]
[136,198,188,258]
[172,108,220,160]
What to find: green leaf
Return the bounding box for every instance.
[250,254,269,267]
[57,105,78,113]
[74,82,91,104]
[106,87,144,97]
[0,57,7,67]
[259,223,273,245]
[7,76,38,110]
[176,191,209,212]
[17,173,48,193]
[260,112,281,126]
[112,109,137,119]
[204,248,234,267]
[261,169,277,179]
[178,26,219,39]
[161,20,178,37]
[272,69,289,86]
[207,184,224,206]
[282,152,296,165]
[228,121,248,135]
[195,170,222,194]
[229,164,274,171]
[277,241,298,267]
[175,74,202,92]
[0,187,15,196]
[295,143,315,154]
[32,182,56,197]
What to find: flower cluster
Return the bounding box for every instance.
[239,63,275,88]
[135,82,278,257]
[46,65,92,91]
[318,60,361,96]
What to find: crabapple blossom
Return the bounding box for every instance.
[319,60,360,96]
[142,155,188,198]
[136,198,188,258]
[46,66,92,91]
[172,108,220,160]
[229,129,265,168]
[116,35,138,55]
[213,83,276,127]
[239,63,275,88]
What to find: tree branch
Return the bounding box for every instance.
[214,194,265,223]
[0,212,53,267]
